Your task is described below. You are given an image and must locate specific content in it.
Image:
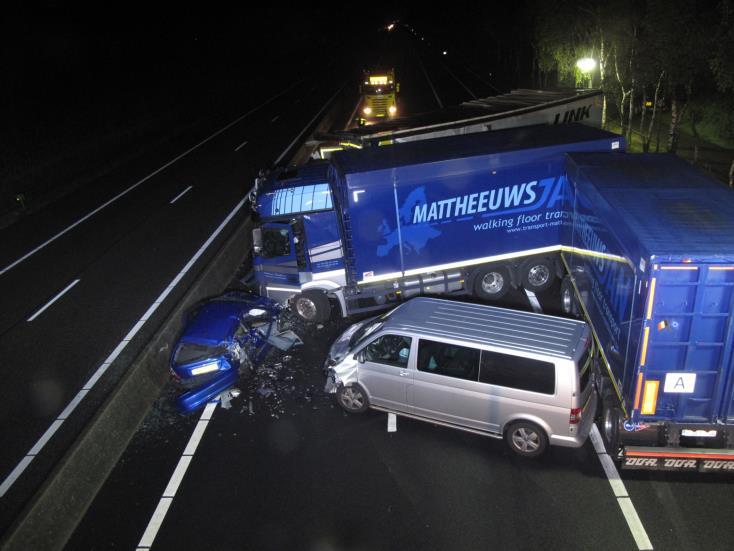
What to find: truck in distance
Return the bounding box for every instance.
[358,69,398,125]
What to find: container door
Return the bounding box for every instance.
[644,264,734,423]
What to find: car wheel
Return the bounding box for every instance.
[522,258,555,293]
[560,275,580,317]
[292,290,331,323]
[336,384,369,413]
[473,265,510,300]
[505,421,548,458]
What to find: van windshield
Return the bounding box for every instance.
[350,318,385,348]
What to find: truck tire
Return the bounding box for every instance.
[521,258,555,293]
[600,394,622,457]
[560,275,580,317]
[472,265,510,300]
[292,290,331,323]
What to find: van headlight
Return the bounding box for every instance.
[363,106,372,115]
[389,105,397,115]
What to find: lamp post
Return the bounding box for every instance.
[576,58,596,88]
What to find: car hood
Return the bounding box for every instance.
[180,301,244,346]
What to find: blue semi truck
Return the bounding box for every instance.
[250,124,623,322]
[561,152,734,471]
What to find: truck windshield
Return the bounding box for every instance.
[261,228,291,258]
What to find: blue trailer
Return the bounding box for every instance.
[561,152,734,471]
[251,124,623,322]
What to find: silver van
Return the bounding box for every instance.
[324,297,597,457]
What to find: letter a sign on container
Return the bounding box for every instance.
[664,372,696,394]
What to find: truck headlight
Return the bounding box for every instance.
[363,106,372,115]
[389,105,397,115]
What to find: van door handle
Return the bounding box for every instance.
[399,371,410,377]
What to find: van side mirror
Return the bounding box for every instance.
[354,351,365,363]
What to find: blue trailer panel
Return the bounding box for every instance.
[564,152,734,470]
[332,124,623,285]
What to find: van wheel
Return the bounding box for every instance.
[292,290,331,323]
[601,396,622,457]
[522,258,555,293]
[560,275,580,317]
[473,265,510,300]
[505,421,548,458]
[336,384,369,413]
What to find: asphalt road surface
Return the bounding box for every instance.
[0,65,349,533]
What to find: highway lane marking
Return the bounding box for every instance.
[0,196,248,498]
[524,289,542,314]
[523,290,652,550]
[0,85,298,277]
[440,61,477,100]
[590,425,654,550]
[415,47,443,109]
[169,185,193,204]
[271,115,280,123]
[234,139,249,152]
[136,401,218,550]
[26,279,80,322]
[273,84,345,166]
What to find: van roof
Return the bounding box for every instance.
[382,298,588,359]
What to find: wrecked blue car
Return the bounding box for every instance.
[170,291,302,413]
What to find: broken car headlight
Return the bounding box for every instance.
[190,361,221,376]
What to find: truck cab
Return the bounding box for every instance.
[359,69,399,125]
[251,162,346,323]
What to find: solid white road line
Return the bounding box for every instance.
[524,289,542,314]
[416,50,443,109]
[234,140,249,152]
[168,186,193,205]
[27,279,80,322]
[590,425,654,550]
[0,86,294,277]
[136,402,218,550]
[440,61,477,100]
[0,197,247,498]
[273,85,344,167]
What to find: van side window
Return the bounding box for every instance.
[479,350,555,394]
[363,335,412,368]
[417,339,480,382]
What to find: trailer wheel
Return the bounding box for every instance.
[560,275,580,318]
[521,258,555,292]
[292,290,331,323]
[600,395,622,457]
[473,265,510,300]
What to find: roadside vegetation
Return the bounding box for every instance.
[530,0,734,185]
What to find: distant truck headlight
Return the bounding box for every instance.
[389,105,397,115]
[363,106,372,115]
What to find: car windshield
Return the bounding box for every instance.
[174,343,226,364]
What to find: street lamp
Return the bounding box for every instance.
[576,58,596,88]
